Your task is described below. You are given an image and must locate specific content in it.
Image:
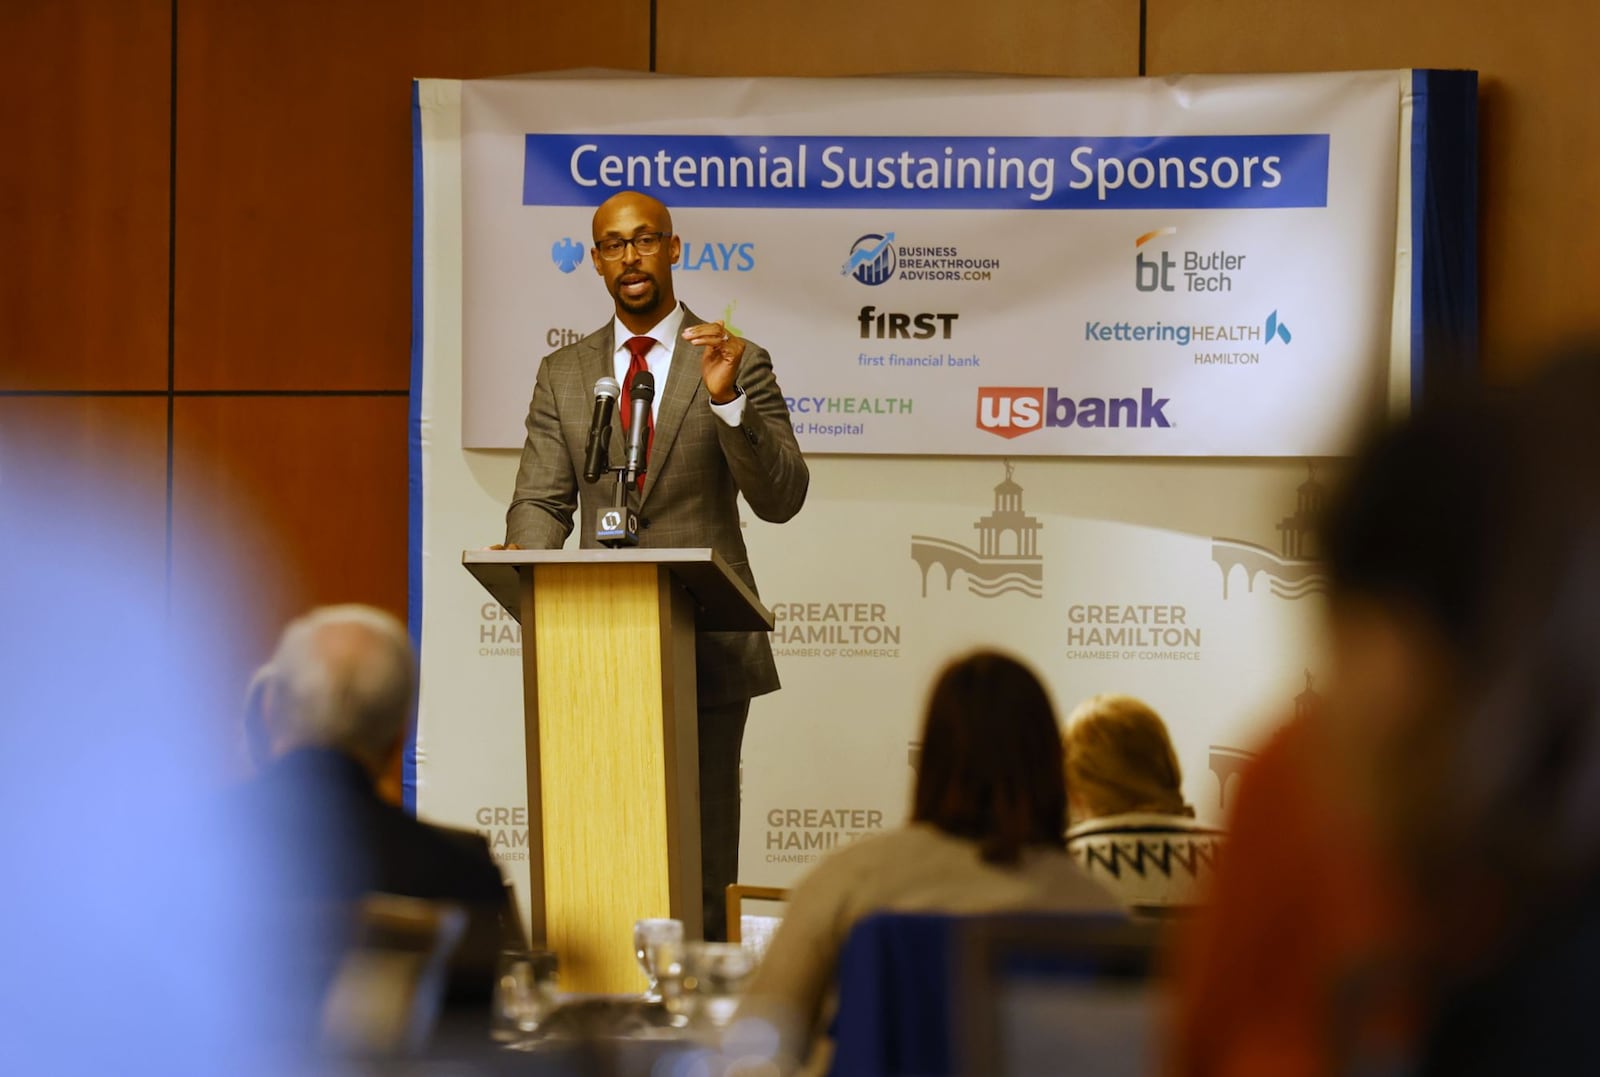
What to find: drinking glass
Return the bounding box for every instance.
[491,948,559,1045]
[633,918,684,1001]
[681,941,757,1028]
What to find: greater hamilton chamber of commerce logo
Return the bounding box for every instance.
[1210,463,1330,601]
[910,461,1044,600]
[1208,672,1320,811]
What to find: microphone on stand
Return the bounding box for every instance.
[622,370,656,491]
[582,376,622,483]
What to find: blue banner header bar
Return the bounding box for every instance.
[522,133,1330,210]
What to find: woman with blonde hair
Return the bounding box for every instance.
[1064,694,1222,912]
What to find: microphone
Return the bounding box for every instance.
[582,376,621,483]
[623,370,656,489]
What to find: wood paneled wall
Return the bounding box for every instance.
[5,0,1596,708]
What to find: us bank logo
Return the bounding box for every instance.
[977,386,1172,438]
[910,461,1043,599]
[550,237,585,273]
[842,232,896,285]
[1211,463,1329,600]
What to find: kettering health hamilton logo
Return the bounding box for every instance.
[842,231,999,285]
[910,461,1043,600]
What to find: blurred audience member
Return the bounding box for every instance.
[1065,694,1223,912]
[739,650,1119,1075]
[1363,354,1600,1076]
[1,424,295,1074]
[1171,352,1600,1077]
[240,605,511,1014]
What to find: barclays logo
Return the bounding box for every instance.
[550,237,586,273]
[679,240,756,272]
[842,233,896,286]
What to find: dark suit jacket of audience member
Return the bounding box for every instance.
[239,749,511,1009]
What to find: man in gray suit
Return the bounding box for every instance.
[505,190,809,939]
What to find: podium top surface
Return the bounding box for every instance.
[462,547,774,632]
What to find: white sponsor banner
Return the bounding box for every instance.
[414,73,1418,913]
[458,72,1404,456]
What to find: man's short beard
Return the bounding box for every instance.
[616,281,660,312]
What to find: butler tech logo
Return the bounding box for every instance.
[1133,226,1250,293]
[977,387,1172,438]
[842,232,999,285]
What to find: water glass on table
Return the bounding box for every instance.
[633,918,684,1001]
[491,948,559,1045]
[681,941,757,1028]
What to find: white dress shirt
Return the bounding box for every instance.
[611,303,746,427]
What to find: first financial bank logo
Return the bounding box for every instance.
[976,387,1172,439]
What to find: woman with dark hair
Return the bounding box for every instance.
[738,650,1117,1075]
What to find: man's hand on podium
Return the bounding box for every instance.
[486,543,522,550]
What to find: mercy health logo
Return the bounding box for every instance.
[1133,227,1250,294]
[976,387,1172,439]
[550,236,755,274]
[841,232,999,285]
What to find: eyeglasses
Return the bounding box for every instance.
[594,232,670,260]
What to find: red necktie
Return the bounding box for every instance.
[621,335,655,490]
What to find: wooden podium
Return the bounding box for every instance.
[462,548,773,993]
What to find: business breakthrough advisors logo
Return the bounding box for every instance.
[842,231,1000,285]
[842,232,897,285]
[910,461,1043,599]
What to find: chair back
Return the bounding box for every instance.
[319,893,467,1057]
[726,883,790,957]
[827,912,1163,1077]
[955,914,1165,1077]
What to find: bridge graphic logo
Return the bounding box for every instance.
[1211,463,1330,601]
[910,461,1043,599]
[1208,671,1318,810]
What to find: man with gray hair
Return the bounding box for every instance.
[242,604,510,1006]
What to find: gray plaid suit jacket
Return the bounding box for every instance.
[506,305,809,706]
